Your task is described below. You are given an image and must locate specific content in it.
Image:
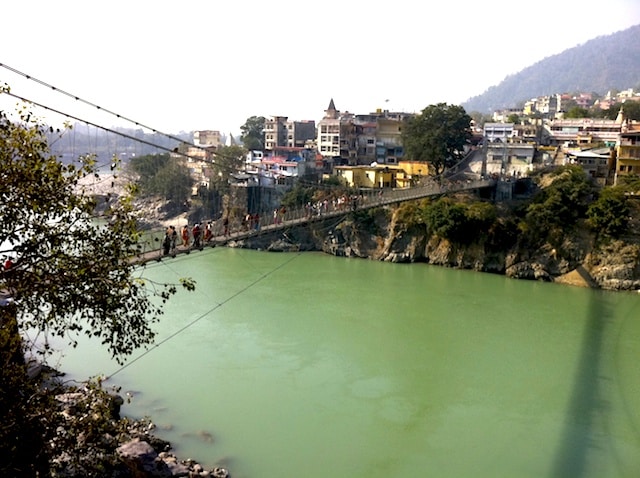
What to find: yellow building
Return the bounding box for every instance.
[615,129,640,183]
[394,160,433,187]
[398,160,433,177]
[334,165,401,188]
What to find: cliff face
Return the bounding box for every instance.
[242,206,640,292]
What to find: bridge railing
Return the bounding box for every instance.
[133,179,495,255]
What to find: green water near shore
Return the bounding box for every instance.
[59,248,640,477]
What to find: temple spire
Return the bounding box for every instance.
[324,98,338,119]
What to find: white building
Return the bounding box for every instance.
[483,123,515,142]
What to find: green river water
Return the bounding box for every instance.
[57,247,640,478]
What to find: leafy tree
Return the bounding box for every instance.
[465,201,498,234]
[0,97,195,473]
[211,145,247,194]
[129,153,193,203]
[620,101,640,121]
[1,101,196,358]
[588,106,615,119]
[521,165,593,245]
[240,115,265,150]
[421,199,498,244]
[280,185,306,209]
[507,113,520,124]
[422,198,468,242]
[128,152,170,180]
[587,186,630,238]
[564,106,590,118]
[394,200,425,228]
[595,102,640,121]
[402,103,472,176]
[194,184,224,221]
[560,98,578,112]
[149,159,193,202]
[617,174,640,193]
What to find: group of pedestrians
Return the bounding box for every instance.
[162,222,216,256]
[243,213,261,232]
[162,226,178,256]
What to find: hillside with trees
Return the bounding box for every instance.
[462,24,640,114]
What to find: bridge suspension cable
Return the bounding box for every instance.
[0,62,209,154]
[2,90,207,163]
[106,250,302,379]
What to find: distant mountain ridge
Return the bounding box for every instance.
[462,24,640,114]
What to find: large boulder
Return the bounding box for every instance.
[116,439,173,477]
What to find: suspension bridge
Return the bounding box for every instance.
[133,178,496,265]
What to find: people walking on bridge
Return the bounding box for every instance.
[169,226,177,254]
[204,222,212,243]
[181,224,190,247]
[162,231,171,256]
[192,223,202,248]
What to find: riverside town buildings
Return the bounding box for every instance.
[179,89,640,208]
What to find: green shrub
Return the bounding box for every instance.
[587,186,630,239]
[421,198,498,244]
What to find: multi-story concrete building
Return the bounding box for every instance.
[193,130,222,148]
[523,95,561,117]
[264,116,316,150]
[286,120,315,148]
[537,95,560,115]
[615,127,640,183]
[565,148,611,182]
[264,116,288,150]
[317,99,342,159]
[171,130,221,193]
[483,123,515,142]
[573,93,593,109]
[317,99,409,167]
[545,117,624,147]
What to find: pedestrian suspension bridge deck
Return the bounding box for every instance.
[133,179,495,265]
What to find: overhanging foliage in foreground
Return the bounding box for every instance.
[0,91,195,362]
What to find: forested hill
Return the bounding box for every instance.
[462,24,640,114]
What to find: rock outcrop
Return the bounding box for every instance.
[234,204,640,292]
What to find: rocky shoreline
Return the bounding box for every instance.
[230,205,640,292]
[32,363,230,478]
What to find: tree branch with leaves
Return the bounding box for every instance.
[0,92,195,363]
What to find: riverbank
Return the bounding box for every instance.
[28,362,230,477]
[225,200,640,292]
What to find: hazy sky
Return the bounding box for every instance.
[2,0,640,136]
